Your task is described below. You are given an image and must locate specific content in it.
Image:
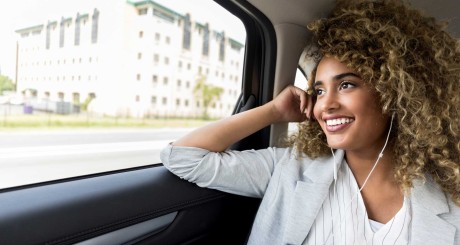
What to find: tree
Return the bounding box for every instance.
[80,94,94,111]
[193,76,223,119]
[0,75,15,95]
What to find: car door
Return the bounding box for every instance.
[0,0,277,244]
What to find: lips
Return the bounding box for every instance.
[324,117,354,132]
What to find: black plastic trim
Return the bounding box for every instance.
[215,0,277,150]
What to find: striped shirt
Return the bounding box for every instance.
[305,159,412,245]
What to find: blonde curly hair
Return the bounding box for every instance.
[290,0,460,205]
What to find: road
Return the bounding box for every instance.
[0,128,194,189]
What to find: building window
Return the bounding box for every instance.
[138,8,148,15]
[185,100,189,107]
[202,23,209,56]
[46,22,53,49]
[136,74,141,81]
[138,53,142,60]
[151,96,157,104]
[186,81,190,88]
[162,97,167,105]
[177,80,181,87]
[176,99,180,106]
[178,61,182,69]
[58,92,65,101]
[91,8,99,44]
[139,31,143,38]
[219,32,226,61]
[155,33,160,42]
[165,36,170,44]
[60,17,65,48]
[72,92,80,104]
[135,95,140,102]
[182,14,191,50]
[164,57,169,65]
[187,63,191,70]
[163,77,168,85]
[75,13,81,46]
[152,75,158,84]
[154,54,159,63]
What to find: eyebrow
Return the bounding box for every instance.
[313,72,361,87]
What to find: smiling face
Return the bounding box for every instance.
[312,57,389,154]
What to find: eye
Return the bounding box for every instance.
[314,88,325,96]
[339,81,356,90]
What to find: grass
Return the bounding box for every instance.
[0,113,213,130]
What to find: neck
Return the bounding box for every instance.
[345,145,395,188]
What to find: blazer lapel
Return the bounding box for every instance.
[282,150,344,245]
[410,179,455,245]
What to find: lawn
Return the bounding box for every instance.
[0,113,212,130]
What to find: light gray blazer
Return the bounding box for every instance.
[161,145,460,244]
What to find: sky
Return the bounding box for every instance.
[0,0,245,79]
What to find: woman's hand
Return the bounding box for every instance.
[268,85,313,123]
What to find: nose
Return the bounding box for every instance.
[318,91,340,112]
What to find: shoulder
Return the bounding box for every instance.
[268,147,337,183]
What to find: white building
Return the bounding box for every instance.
[15,0,244,118]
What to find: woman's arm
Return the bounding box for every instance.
[173,85,312,152]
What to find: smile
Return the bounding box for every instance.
[326,118,354,126]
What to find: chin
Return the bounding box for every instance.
[326,139,349,150]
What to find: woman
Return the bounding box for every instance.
[161,0,460,244]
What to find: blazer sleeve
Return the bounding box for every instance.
[160,143,290,198]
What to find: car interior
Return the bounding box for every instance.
[1,0,458,244]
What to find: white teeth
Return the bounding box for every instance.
[326,118,354,126]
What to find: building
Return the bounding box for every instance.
[14,0,244,118]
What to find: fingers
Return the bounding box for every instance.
[305,96,313,120]
[298,88,307,115]
[291,86,313,120]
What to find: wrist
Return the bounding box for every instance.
[262,102,283,124]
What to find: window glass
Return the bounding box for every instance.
[0,0,245,189]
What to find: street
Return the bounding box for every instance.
[0,128,193,189]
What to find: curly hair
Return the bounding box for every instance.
[289,0,460,205]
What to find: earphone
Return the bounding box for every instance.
[324,112,395,244]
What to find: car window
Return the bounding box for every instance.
[0,0,246,189]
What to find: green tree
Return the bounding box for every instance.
[80,95,94,111]
[0,75,15,95]
[193,76,223,119]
